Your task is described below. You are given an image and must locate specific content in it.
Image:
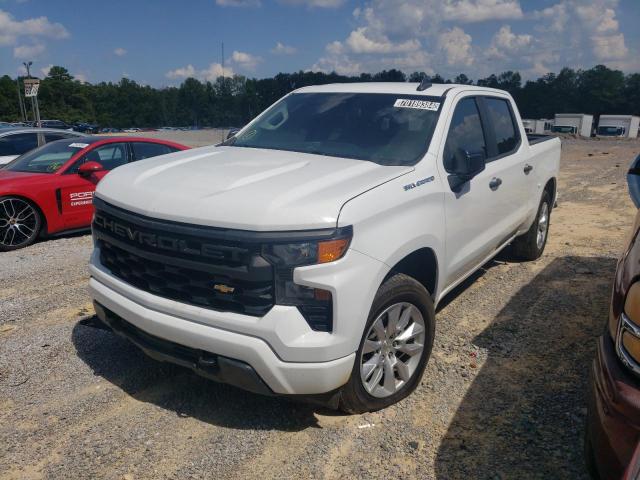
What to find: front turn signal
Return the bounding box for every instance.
[318,238,350,264]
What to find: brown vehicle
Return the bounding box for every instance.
[586,154,640,479]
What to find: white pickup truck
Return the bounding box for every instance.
[89,82,560,412]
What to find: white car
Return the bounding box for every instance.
[0,128,86,166]
[89,82,560,412]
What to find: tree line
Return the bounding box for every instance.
[0,64,638,128]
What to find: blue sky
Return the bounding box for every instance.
[1,0,639,86]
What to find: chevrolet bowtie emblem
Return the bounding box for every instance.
[213,284,235,294]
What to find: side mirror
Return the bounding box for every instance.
[78,161,105,177]
[448,149,486,191]
[628,155,640,208]
[226,128,240,140]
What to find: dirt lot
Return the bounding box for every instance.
[1,136,638,479]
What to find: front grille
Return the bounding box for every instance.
[93,201,274,316]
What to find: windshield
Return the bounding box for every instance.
[228,93,443,166]
[598,126,624,136]
[5,140,90,173]
[552,125,576,134]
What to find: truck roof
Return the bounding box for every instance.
[293,82,508,97]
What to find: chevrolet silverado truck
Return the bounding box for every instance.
[89,82,560,412]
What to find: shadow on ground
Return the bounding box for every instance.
[71,319,328,432]
[435,255,615,479]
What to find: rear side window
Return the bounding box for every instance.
[485,98,519,157]
[131,142,175,161]
[0,133,39,156]
[443,97,486,173]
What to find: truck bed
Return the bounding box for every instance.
[527,133,555,145]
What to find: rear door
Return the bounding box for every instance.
[478,96,529,239]
[57,142,129,228]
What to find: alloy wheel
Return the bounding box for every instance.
[0,198,38,248]
[536,202,549,250]
[360,302,426,398]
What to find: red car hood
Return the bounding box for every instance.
[0,169,52,184]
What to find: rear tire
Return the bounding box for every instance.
[339,273,435,413]
[0,196,42,252]
[509,190,551,261]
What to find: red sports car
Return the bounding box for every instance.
[0,136,189,251]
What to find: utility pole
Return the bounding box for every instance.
[221,41,225,82]
[22,61,41,127]
[15,77,26,122]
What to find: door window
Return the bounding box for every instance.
[68,143,128,173]
[131,142,175,161]
[484,98,520,157]
[443,97,486,173]
[0,133,39,156]
[88,143,128,170]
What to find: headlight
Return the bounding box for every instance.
[262,231,352,332]
[615,282,640,373]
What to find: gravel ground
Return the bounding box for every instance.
[0,136,638,479]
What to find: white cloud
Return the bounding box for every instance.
[442,0,523,23]
[166,64,196,79]
[486,25,532,59]
[113,47,127,56]
[165,63,234,82]
[345,27,420,54]
[326,41,344,55]
[0,9,69,46]
[231,50,262,70]
[271,42,297,55]
[279,0,345,7]
[215,0,261,6]
[40,64,53,77]
[591,33,628,60]
[74,73,88,83]
[13,42,44,59]
[437,27,473,66]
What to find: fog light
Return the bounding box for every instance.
[623,331,640,365]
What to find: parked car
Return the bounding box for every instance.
[585,154,640,479]
[39,120,73,130]
[0,136,189,251]
[73,123,99,134]
[0,128,87,166]
[88,82,561,412]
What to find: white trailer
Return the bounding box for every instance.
[523,119,546,134]
[553,114,594,137]
[597,115,640,138]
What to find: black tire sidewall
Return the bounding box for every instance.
[341,274,435,413]
[0,196,42,252]
[533,190,551,257]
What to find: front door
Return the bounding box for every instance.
[58,143,129,228]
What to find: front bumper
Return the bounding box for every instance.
[587,335,640,479]
[89,274,356,395]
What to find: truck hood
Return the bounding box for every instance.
[96,145,412,230]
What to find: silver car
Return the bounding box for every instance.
[0,128,87,166]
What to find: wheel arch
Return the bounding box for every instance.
[544,177,557,204]
[383,247,439,300]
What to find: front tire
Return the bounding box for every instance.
[0,196,42,252]
[509,190,551,261]
[339,273,435,413]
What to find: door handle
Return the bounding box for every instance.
[489,177,502,190]
[524,164,533,174]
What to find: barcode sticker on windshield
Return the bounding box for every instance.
[394,99,440,111]
[69,143,89,148]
